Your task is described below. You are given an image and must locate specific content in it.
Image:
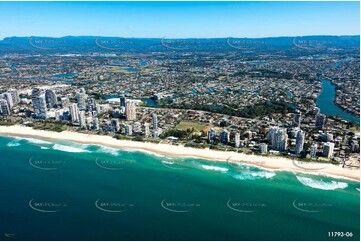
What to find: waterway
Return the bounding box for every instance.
[317,79,359,125]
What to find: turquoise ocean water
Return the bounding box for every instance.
[0,135,359,241]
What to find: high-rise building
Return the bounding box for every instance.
[133,122,142,133]
[277,129,288,151]
[323,142,335,158]
[267,126,278,144]
[7,89,20,105]
[111,119,120,132]
[144,123,150,136]
[220,129,230,144]
[295,130,305,154]
[259,143,268,154]
[79,110,86,128]
[120,95,127,108]
[309,144,318,157]
[76,92,87,111]
[0,99,11,115]
[45,89,57,108]
[125,124,133,136]
[3,92,14,108]
[87,98,97,112]
[315,114,326,129]
[207,128,216,142]
[152,113,157,130]
[125,100,136,121]
[69,103,80,122]
[31,88,47,118]
[268,126,288,151]
[234,133,240,148]
[293,110,301,127]
[61,97,70,109]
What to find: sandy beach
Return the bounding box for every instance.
[0,125,359,181]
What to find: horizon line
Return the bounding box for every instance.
[1,34,360,41]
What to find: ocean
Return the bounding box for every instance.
[0,135,359,241]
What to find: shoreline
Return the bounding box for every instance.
[0,125,359,182]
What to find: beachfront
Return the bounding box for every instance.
[0,125,359,181]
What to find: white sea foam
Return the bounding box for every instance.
[7,141,21,147]
[231,171,276,180]
[67,142,90,149]
[161,160,175,165]
[251,171,276,179]
[201,164,228,172]
[40,147,50,150]
[232,173,256,180]
[122,148,165,158]
[296,176,348,190]
[22,137,52,144]
[97,146,119,156]
[53,144,90,153]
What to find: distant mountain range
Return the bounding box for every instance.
[0,35,359,54]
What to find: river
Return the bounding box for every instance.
[317,79,359,125]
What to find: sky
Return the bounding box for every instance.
[0,1,359,39]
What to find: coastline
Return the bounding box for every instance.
[0,125,359,181]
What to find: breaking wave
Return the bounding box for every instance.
[53,144,90,153]
[96,146,120,156]
[7,141,21,147]
[231,171,276,180]
[121,148,166,158]
[296,176,348,190]
[21,137,52,145]
[201,164,229,172]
